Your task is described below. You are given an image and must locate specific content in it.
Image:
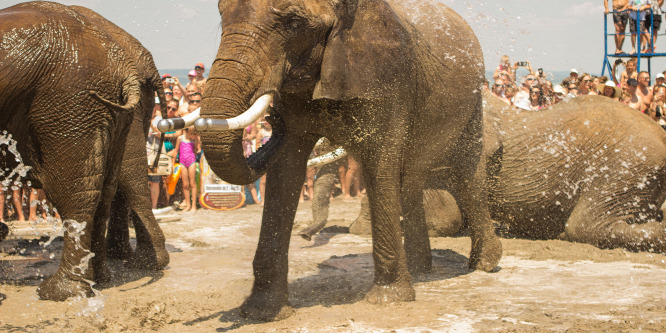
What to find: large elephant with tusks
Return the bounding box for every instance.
[184,0,502,321]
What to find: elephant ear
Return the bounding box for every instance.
[313,0,414,101]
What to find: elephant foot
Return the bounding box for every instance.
[94,264,113,284]
[364,280,415,304]
[37,271,95,301]
[468,235,502,272]
[126,244,169,270]
[298,230,313,241]
[239,291,294,321]
[0,222,8,242]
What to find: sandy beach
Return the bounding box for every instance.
[1,197,666,332]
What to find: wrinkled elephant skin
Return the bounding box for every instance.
[70,6,170,272]
[199,0,502,321]
[0,1,142,301]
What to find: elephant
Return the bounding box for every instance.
[0,1,151,301]
[351,92,666,252]
[189,0,502,321]
[69,5,170,272]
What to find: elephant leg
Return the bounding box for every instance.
[564,196,666,252]
[107,190,133,260]
[401,171,432,274]
[37,135,108,300]
[349,196,372,235]
[298,161,339,241]
[360,152,415,304]
[118,160,169,269]
[0,222,8,242]
[239,136,316,321]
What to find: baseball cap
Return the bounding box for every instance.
[657,73,665,79]
[161,74,171,80]
[570,68,578,74]
[195,62,205,69]
[627,78,639,86]
[188,70,196,77]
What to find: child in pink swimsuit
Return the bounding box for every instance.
[173,128,201,211]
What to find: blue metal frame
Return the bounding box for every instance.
[602,8,665,82]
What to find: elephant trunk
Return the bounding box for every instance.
[199,35,285,185]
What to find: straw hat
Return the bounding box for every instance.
[597,81,621,98]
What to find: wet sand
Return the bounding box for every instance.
[1,197,666,332]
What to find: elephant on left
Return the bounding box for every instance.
[0,1,153,301]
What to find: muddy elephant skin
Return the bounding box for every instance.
[199,0,502,321]
[482,93,666,251]
[69,6,170,272]
[0,1,145,301]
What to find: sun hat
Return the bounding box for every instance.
[597,81,621,98]
[188,70,196,77]
[570,68,579,74]
[657,73,665,79]
[553,85,565,94]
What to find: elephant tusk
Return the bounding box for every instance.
[194,94,273,132]
[157,108,201,132]
[307,147,347,168]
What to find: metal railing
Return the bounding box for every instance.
[602,8,666,79]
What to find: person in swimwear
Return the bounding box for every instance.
[172,128,202,212]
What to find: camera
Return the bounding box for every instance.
[517,61,528,67]
[615,59,624,65]
[538,68,543,75]
[166,78,175,84]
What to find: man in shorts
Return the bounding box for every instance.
[646,0,664,52]
[628,0,651,54]
[606,0,631,54]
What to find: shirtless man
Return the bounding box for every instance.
[613,57,638,85]
[626,78,644,111]
[636,71,654,113]
[605,0,630,54]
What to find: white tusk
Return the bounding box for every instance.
[195,94,272,131]
[307,147,347,168]
[157,108,201,132]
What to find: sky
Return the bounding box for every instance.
[3,0,666,79]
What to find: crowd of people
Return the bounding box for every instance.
[149,63,365,213]
[488,55,666,128]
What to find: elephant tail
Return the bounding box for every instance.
[89,73,142,114]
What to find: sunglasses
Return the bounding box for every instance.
[526,78,535,81]
[195,67,203,70]
[167,106,177,111]
[494,84,505,87]
[531,91,540,94]
[190,99,202,104]
[165,91,173,94]
[582,79,592,82]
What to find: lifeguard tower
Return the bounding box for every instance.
[602,8,665,81]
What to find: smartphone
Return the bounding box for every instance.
[166,78,175,84]
[517,61,527,67]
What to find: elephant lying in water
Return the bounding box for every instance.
[351,92,666,252]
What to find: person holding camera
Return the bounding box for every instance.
[493,55,514,82]
[605,0,631,54]
[612,58,638,85]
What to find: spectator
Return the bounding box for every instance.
[482,79,489,91]
[552,85,566,104]
[614,58,638,85]
[180,83,203,114]
[646,0,664,52]
[172,84,185,104]
[568,69,580,85]
[343,156,363,200]
[636,71,654,112]
[187,70,196,84]
[148,97,163,209]
[171,128,202,212]
[512,60,536,83]
[648,83,666,121]
[605,0,631,54]
[567,82,580,98]
[626,78,642,110]
[161,73,173,90]
[493,55,514,81]
[653,73,665,89]
[628,0,650,55]
[504,85,517,106]
[598,81,622,100]
[164,87,173,101]
[529,85,546,110]
[512,74,537,110]
[491,79,510,104]
[193,62,207,87]
[256,117,272,206]
[620,91,633,104]
[578,74,597,95]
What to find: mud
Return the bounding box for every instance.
[1,197,666,332]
